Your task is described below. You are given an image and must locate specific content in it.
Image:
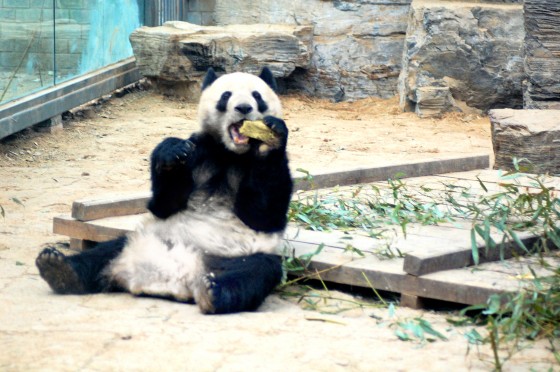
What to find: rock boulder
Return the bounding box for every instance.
[129,21,313,99]
[490,109,560,174]
[523,0,560,109]
[399,1,525,116]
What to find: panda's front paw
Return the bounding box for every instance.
[152,138,195,173]
[254,116,288,155]
[262,116,288,147]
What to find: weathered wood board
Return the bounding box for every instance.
[51,162,560,307]
[69,154,490,221]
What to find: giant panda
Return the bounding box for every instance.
[35,67,293,314]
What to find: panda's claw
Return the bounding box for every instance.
[152,138,195,172]
[36,247,86,294]
[262,116,288,147]
[196,273,217,314]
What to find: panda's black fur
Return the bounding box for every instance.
[36,67,293,314]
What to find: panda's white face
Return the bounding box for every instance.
[198,70,283,154]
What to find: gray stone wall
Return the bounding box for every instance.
[186,0,215,26]
[213,0,411,101]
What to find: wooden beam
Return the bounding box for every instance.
[294,155,490,191]
[72,192,151,221]
[69,155,490,222]
[403,229,540,276]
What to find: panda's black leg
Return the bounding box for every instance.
[198,253,283,314]
[36,236,127,294]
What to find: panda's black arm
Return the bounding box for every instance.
[148,137,196,219]
[234,151,293,233]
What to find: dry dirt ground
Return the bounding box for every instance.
[0,88,556,371]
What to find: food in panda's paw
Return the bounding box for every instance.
[239,120,280,147]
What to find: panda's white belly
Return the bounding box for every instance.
[105,194,283,301]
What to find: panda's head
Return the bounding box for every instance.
[197,67,283,154]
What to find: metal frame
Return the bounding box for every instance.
[0,58,140,140]
[144,0,186,27]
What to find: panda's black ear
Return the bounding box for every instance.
[201,68,218,91]
[258,67,278,92]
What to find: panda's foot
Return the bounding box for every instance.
[36,247,86,294]
[196,273,218,314]
[198,271,246,315]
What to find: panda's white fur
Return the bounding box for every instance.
[106,196,283,304]
[105,71,284,309]
[198,71,283,154]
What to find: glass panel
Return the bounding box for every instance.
[0,0,55,104]
[0,0,144,105]
[55,0,143,83]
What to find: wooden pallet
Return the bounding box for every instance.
[51,156,560,308]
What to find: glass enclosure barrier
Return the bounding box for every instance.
[0,0,144,105]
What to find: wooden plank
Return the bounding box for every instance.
[53,215,138,242]
[400,293,425,309]
[72,192,150,221]
[295,155,490,191]
[285,227,387,254]
[53,212,556,307]
[401,255,560,305]
[286,240,407,294]
[69,155,490,222]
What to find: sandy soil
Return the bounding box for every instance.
[0,87,556,371]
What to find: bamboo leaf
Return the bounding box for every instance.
[470,228,480,265]
[476,176,488,193]
[416,318,448,341]
[395,329,411,341]
[11,197,24,207]
[507,229,528,253]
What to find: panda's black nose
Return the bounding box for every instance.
[235,104,253,115]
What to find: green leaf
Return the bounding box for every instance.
[507,229,528,253]
[388,303,396,318]
[464,328,485,345]
[11,197,24,207]
[470,228,480,265]
[476,176,488,193]
[295,213,313,225]
[395,329,411,341]
[483,295,502,315]
[416,318,448,341]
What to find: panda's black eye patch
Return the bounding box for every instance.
[252,91,268,113]
[217,91,232,112]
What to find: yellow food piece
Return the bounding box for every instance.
[239,120,279,146]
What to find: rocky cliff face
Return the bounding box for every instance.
[398,1,524,116]
[130,22,313,99]
[129,0,532,111]
[523,0,560,109]
[214,0,410,101]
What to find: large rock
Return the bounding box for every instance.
[523,0,560,109]
[490,109,560,174]
[130,22,313,98]
[399,1,525,115]
[214,0,410,101]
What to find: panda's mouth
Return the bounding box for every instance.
[229,121,249,145]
